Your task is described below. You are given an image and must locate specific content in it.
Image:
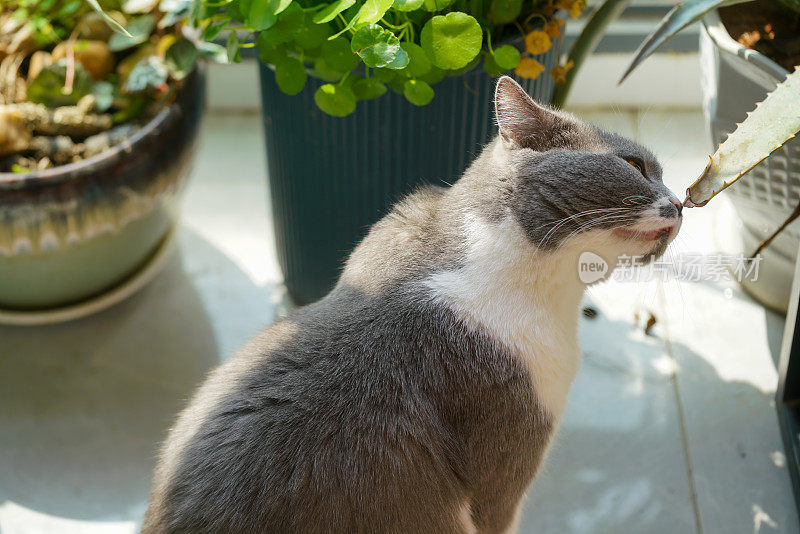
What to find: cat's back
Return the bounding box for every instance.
[143,186,552,534]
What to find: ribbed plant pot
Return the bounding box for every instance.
[259,50,557,305]
[701,10,800,312]
[0,68,205,312]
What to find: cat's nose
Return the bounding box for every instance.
[659,198,683,218]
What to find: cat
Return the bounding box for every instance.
[142,76,682,534]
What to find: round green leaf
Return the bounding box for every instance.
[400,42,430,77]
[352,77,387,100]
[350,24,402,69]
[313,58,346,81]
[492,44,520,70]
[403,79,433,105]
[259,2,304,44]
[420,12,482,70]
[313,0,355,23]
[417,64,444,84]
[257,34,288,64]
[274,56,307,94]
[322,37,360,72]
[372,68,396,83]
[314,83,357,116]
[482,51,504,76]
[353,0,394,26]
[392,0,423,11]
[273,0,293,15]
[245,0,277,31]
[295,15,331,49]
[385,48,409,69]
[422,0,455,11]
[489,0,521,24]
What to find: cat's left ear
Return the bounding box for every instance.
[494,76,564,150]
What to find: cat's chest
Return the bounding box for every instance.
[423,272,582,420]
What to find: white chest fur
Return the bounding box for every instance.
[423,215,585,419]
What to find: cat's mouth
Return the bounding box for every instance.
[612,223,677,242]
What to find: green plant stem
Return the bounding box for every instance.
[552,0,633,109]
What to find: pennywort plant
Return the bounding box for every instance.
[194,0,585,115]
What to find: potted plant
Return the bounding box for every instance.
[195,0,628,304]
[0,0,207,320]
[623,0,800,312]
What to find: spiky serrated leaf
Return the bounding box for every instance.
[685,68,800,207]
[620,0,748,82]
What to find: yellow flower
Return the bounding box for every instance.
[569,0,583,19]
[514,57,545,79]
[544,18,565,38]
[524,30,552,55]
[550,60,574,83]
[555,0,584,18]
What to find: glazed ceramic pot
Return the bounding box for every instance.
[701,10,799,312]
[0,68,205,310]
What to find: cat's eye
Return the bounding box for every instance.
[625,158,645,175]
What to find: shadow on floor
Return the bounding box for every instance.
[522,299,795,534]
[0,229,282,532]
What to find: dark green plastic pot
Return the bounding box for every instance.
[259,51,556,305]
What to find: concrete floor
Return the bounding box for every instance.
[1,109,797,533]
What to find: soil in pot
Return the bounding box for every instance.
[719,0,800,72]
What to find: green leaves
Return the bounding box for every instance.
[403,79,433,105]
[27,61,92,107]
[352,77,387,100]
[489,0,522,24]
[322,37,360,72]
[351,24,408,69]
[492,44,520,70]
[421,12,482,70]
[314,83,357,116]
[352,0,395,26]
[392,0,424,11]
[109,14,155,51]
[422,0,456,11]
[259,2,304,44]
[400,42,431,77]
[275,57,307,94]
[227,31,241,62]
[245,0,278,31]
[313,0,356,23]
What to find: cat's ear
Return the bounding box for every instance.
[494,76,561,150]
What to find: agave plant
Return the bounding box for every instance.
[619,0,800,258]
[621,0,800,83]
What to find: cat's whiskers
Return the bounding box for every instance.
[535,207,637,251]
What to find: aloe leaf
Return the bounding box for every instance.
[619,0,748,83]
[685,67,800,207]
[85,0,132,36]
[552,0,633,109]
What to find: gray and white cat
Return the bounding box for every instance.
[142,76,682,534]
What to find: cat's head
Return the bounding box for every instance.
[491,76,681,263]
